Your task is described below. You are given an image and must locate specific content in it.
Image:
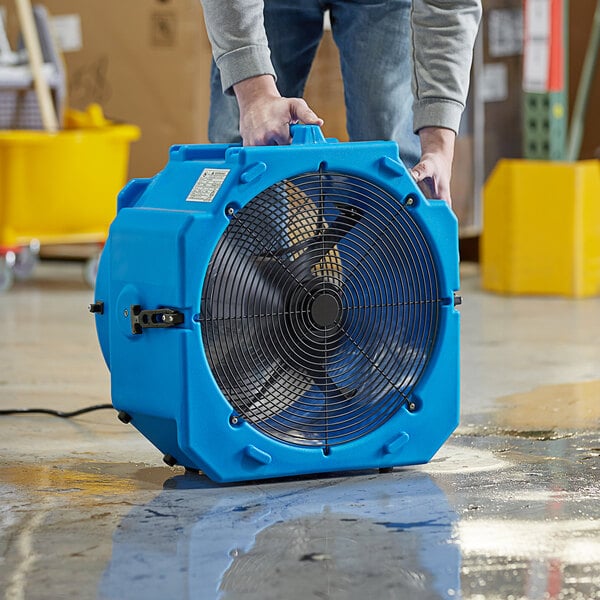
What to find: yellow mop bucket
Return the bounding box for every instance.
[0,104,140,290]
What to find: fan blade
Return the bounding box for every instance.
[314,373,357,403]
[244,362,315,421]
[271,204,363,279]
[322,204,364,252]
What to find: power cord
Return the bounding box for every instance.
[0,404,114,418]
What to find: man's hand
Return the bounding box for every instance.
[233,75,324,146]
[411,127,456,206]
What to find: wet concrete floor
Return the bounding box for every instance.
[0,261,599,599]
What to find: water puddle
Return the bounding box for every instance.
[0,461,175,499]
[494,379,600,433]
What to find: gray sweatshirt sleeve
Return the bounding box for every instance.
[199,0,275,93]
[411,0,482,133]
[200,0,482,133]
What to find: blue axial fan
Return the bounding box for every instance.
[92,125,460,483]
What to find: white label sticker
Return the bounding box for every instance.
[482,63,509,102]
[522,0,551,93]
[523,39,549,92]
[488,9,523,57]
[525,0,550,38]
[50,15,82,53]
[186,168,230,203]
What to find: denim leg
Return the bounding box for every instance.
[208,0,325,143]
[330,0,421,167]
[263,0,325,97]
[208,62,241,143]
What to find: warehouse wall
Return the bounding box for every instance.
[569,0,600,159]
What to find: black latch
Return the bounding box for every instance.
[89,301,104,314]
[130,305,184,334]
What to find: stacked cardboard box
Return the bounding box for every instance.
[1,0,212,179]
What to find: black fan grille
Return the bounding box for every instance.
[200,171,441,448]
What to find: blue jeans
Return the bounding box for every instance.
[208,0,421,167]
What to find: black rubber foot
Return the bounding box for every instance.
[163,454,178,467]
[117,411,132,424]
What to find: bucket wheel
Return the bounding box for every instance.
[13,241,40,281]
[0,253,15,292]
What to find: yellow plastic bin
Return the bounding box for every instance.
[0,104,140,291]
[481,159,600,298]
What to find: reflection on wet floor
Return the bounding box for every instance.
[1,262,599,599]
[100,472,459,600]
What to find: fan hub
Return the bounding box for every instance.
[309,290,341,328]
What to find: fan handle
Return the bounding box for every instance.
[290,124,327,145]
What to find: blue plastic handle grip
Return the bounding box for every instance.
[290,124,327,145]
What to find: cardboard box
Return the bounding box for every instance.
[0,0,213,178]
[304,30,348,143]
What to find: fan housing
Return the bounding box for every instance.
[93,126,460,483]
